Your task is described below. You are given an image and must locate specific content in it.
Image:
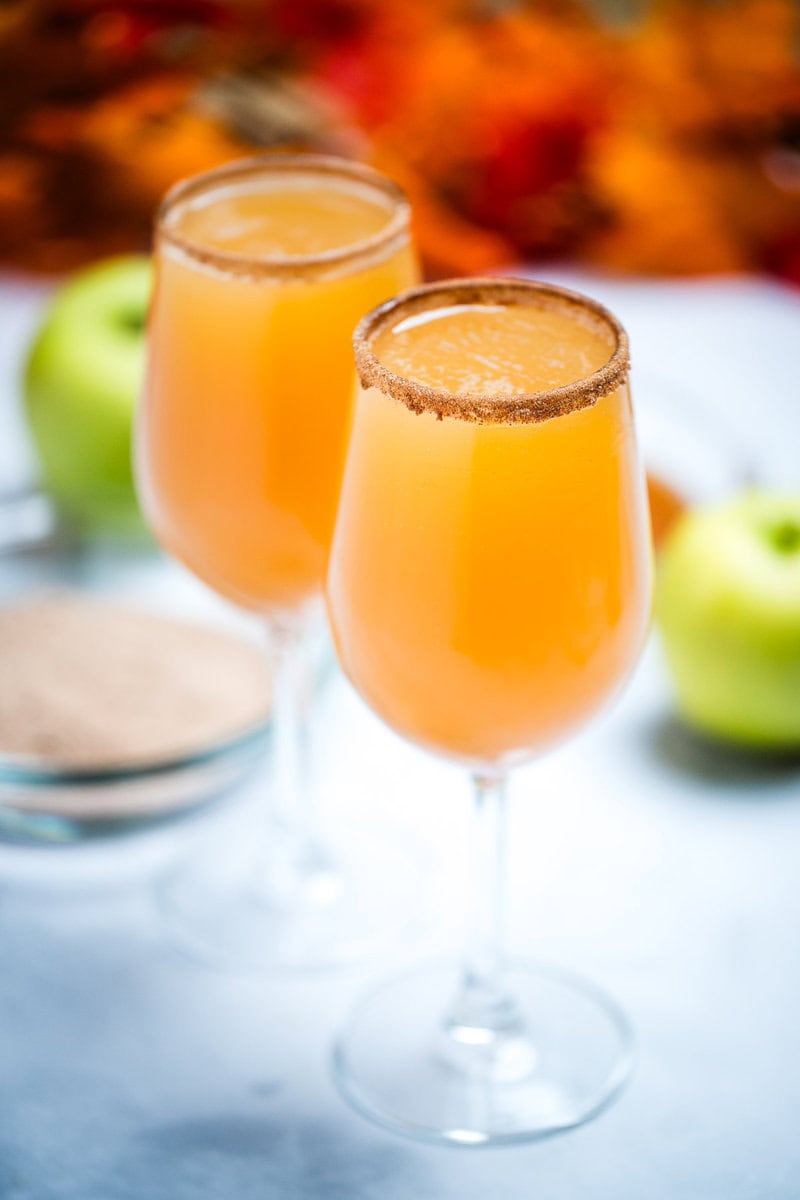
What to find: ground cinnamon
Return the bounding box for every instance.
[0,594,271,771]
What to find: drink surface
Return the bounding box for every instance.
[372,301,612,393]
[176,181,396,258]
[138,171,417,611]
[328,293,653,765]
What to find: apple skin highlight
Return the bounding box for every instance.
[656,492,800,752]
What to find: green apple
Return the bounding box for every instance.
[656,491,800,751]
[24,255,152,534]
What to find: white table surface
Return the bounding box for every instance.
[0,269,799,1199]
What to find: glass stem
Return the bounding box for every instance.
[445,770,525,1045]
[251,609,335,905]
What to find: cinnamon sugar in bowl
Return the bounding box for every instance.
[0,594,271,842]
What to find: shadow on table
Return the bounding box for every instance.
[644,715,800,798]
[129,1112,431,1199]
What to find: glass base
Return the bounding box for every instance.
[157,822,425,971]
[333,961,633,1145]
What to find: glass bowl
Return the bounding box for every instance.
[0,529,274,844]
[0,723,269,844]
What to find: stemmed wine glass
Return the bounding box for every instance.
[326,278,653,1142]
[136,154,420,968]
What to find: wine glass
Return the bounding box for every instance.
[135,154,420,968]
[326,278,653,1142]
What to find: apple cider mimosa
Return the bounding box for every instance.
[329,282,652,765]
[135,156,420,970]
[139,156,418,611]
[327,279,652,1144]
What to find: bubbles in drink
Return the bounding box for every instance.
[375,302,613,395]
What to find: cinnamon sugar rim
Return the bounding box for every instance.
[157,154,411,281]
[353,279,631,424]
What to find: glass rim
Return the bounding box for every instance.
[156,153,412,281]
[353,278,631,424]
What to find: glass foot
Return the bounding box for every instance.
[157,821,425,971]
[333,961,633,1145]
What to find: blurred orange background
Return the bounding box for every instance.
[1,0,798,283]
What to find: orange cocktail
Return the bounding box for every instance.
[328,281,652,766]
[134,156,419,971]
[138,155,418,612]
[327,280,653,1144]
